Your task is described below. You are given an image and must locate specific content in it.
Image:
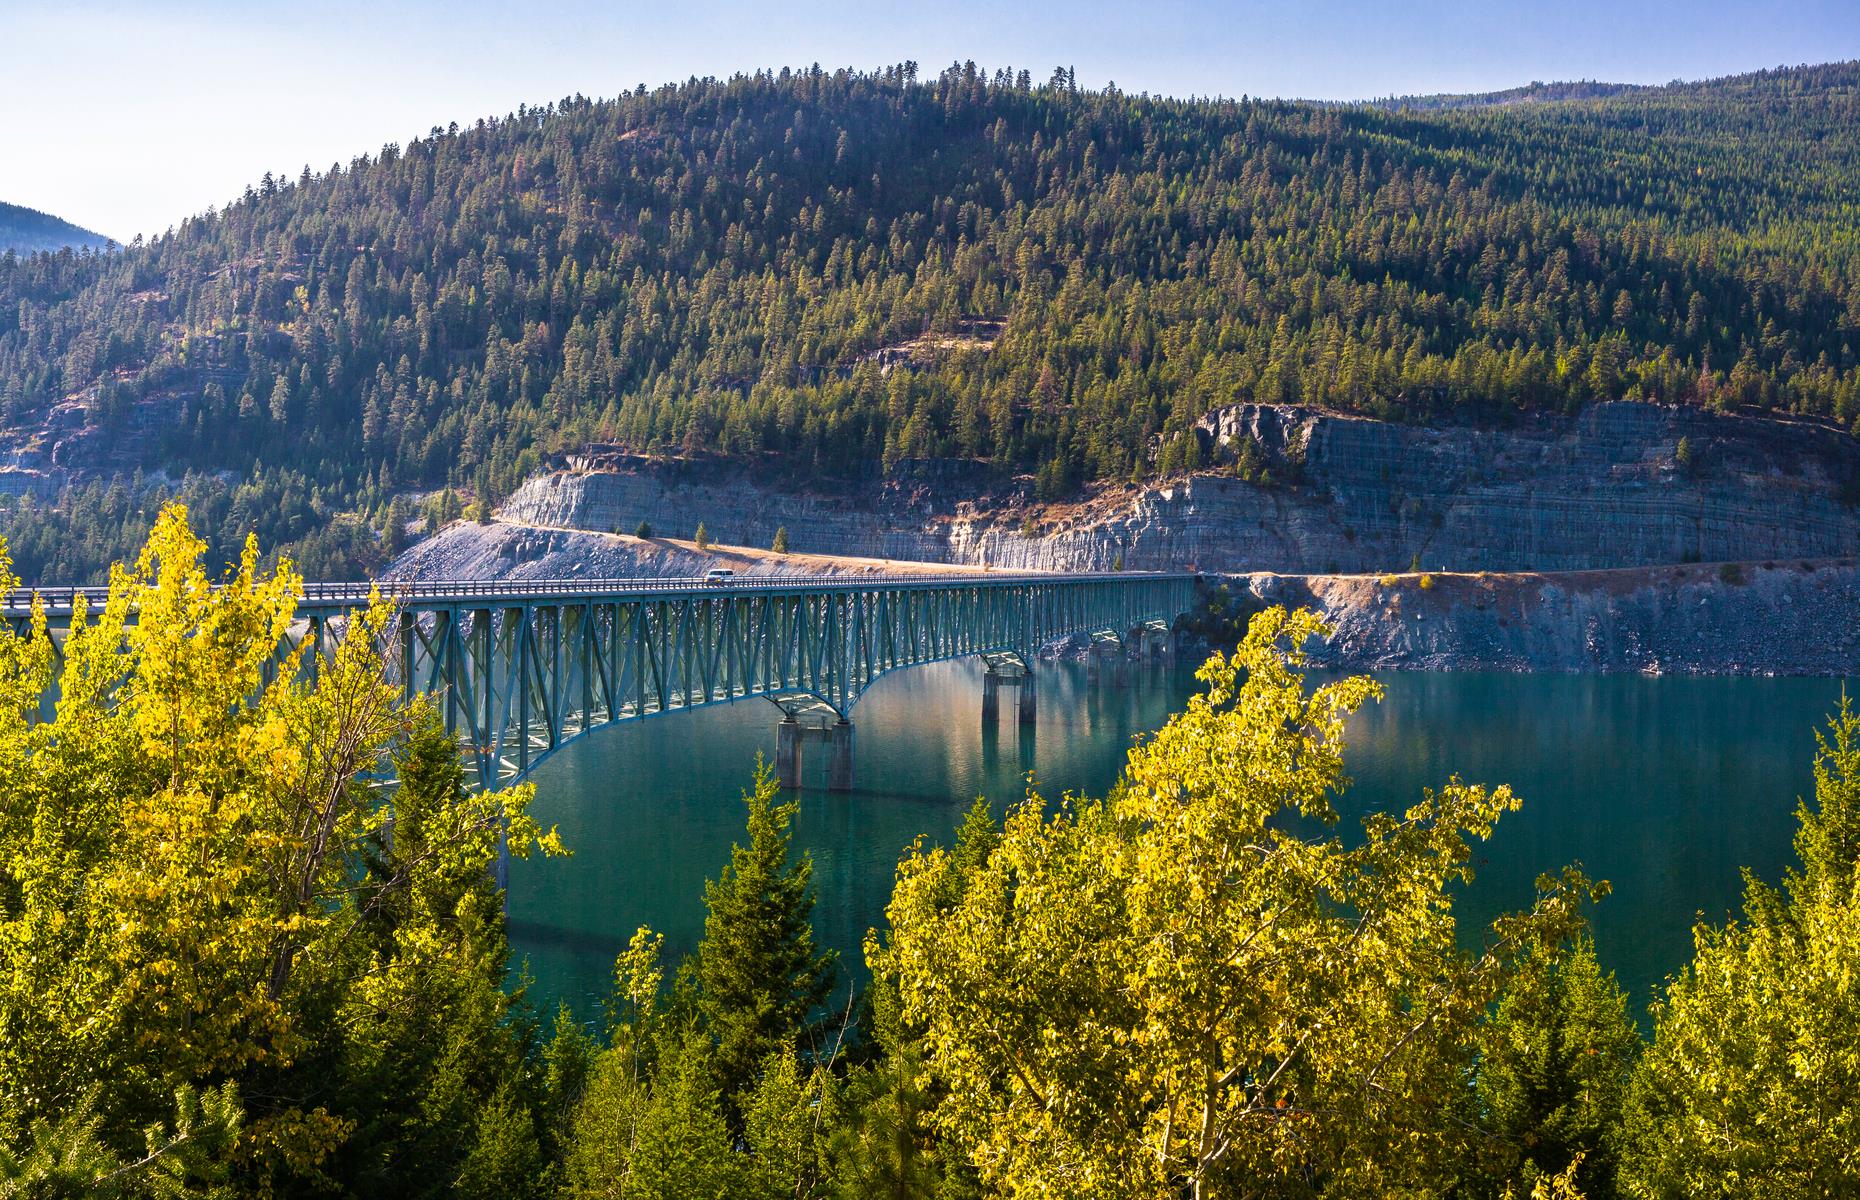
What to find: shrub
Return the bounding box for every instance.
[1419,573,1436,590]
[634,520,652,539]
[1718,561,1748,585]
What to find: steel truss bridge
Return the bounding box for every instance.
[14,572,1200,796]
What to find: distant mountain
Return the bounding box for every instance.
[0,201,113,256]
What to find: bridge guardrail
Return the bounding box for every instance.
[3,570,1201,613]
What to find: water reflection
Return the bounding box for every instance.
[511,659,1847,1020]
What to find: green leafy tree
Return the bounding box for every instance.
[876,607,1598,1198]
[1619,700,1860,1197]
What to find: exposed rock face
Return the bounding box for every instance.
[1234,561,1860,676]
[499,402,1860,574]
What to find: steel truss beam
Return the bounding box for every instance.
[14,573,1200,790]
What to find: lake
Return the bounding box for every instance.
[509,656,1846,1021]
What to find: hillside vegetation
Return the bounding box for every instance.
[2,60,1858,579]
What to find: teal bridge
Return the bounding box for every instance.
[16,571,1200,794]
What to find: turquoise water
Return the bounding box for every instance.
[508,659,1846,1020]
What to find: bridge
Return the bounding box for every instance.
[15,571,1201,797]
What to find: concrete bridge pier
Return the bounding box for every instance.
[1086,631,1126,686]
[981,652,1036,727]
[828,720,854,792]
[774,707,855,792]
[776,717,803,789]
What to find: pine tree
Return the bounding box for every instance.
[1475,937,1638,1197]
[772,526,790,554]
[680,762,837,1106]
[693,522,710,551]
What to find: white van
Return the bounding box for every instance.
[703,568,735,583]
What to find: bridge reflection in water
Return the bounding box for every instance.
[16,570,1199,798]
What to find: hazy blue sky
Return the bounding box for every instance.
[4,0,1856,241]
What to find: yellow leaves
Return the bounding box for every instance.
[237,1105,354,1186]
[0,503,568,1149]
[883,606,1590,1197]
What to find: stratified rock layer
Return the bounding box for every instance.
[500,403,1860,575]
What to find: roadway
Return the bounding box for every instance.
[5,570,1200,617]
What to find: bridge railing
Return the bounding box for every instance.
[5,570,1199,613]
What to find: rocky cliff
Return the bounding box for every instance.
[499,402,1860,575]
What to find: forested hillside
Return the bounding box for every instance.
[0,201,112,257]
[2,60,1857,580]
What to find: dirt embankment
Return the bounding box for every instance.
[385,520,999,582]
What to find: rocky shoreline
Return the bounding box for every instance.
[1233,560,1860,676]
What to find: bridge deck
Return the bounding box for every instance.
[5,570,1187,617]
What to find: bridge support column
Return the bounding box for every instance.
[981,653,1035,727]
[776,717,802,789]
[828,720,854,792]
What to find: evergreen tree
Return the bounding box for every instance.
[679,763,838,1107]
[1473,937,1639,1198]
[772,526,790,554]
[1619,701,1860,1195]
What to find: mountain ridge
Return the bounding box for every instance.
[0,59,1856,581]
[0,201,113,257]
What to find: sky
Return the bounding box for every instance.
[3,0,1856,242]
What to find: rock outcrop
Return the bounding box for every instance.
[499,402,1860,575]
[1235,560,1860,676]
